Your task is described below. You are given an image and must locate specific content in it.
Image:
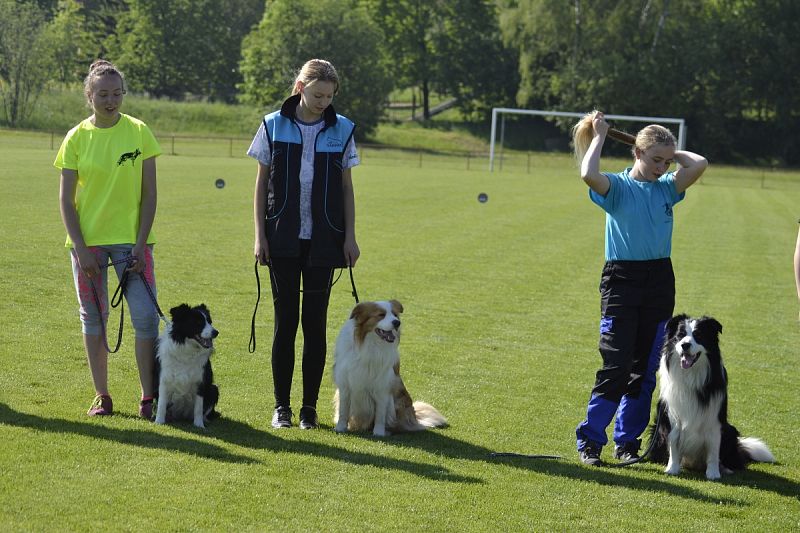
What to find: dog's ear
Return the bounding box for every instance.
[169,304,192,321]
[350,302,370,321]
[702,316,723,336]
[197,303,212,321]
[665,314,687,338]
[389,299,403,316]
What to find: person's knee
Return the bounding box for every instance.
[132,313,159,338]
[80,310,105,336]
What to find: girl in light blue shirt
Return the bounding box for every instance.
[572,111,708,466]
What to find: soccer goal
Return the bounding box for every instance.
[488,108,686,171]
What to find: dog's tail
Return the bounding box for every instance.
[739,437,775,463]
[413,401,448,429]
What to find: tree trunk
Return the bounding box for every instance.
[573,0,581,101]
[652,0,670,52]
[422,80,430,120]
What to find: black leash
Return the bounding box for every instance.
[348,265,359,303]
[91,258,129,353]
[488,452,562,460]
[248,260,360,353]
[248,259,261,353]
[91,255,167,353]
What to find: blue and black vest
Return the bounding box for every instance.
[262,94,356,268]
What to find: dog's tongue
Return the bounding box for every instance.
[681,355,695,369]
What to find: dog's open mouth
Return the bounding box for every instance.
[374,328,396,343]
[193,335,213,349]
[680,352,699,369]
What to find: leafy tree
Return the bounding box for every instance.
[433,0,519,118]
[499,0,800,163]
[114,0,263,101]
[366,0,438,119]
[48,0,89,85]
[76,0,128,66]
[0,0,55,126]
[694,0,800,164]
[239,0,391,137]
[205,0,264,102]
[367,0,517,120]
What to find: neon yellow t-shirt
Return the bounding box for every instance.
[54,113,162,247]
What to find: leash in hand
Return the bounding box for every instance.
[249,259,360,353]
[90,255,166,353]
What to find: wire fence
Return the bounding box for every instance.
[12,129,800,190]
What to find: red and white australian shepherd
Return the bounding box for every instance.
[333,300,447,437]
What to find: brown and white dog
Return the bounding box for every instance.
[333,300,447,437]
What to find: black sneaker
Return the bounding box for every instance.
[614,440,641,462]
[299,406,319,430]
[579,444,603,466]
[271,406,292,428]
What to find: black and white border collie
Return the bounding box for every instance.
[154,304,219,428]
[333,300,447,437]
[648,314,774,479]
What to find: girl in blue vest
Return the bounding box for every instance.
[572,111,708,465]
[248,59,360,430]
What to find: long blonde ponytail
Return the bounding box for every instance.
[571,111,598,162]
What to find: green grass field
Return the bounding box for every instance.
[1,129,799,531]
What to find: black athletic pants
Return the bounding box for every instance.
[593,258,675,402]
[268,240,334,410]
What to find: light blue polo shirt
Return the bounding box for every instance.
[589,168,685,260]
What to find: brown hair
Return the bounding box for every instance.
[83,60,126,103]
[291,59,340,95]
[572,110,676,161]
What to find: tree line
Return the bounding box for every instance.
[1,0,798,165]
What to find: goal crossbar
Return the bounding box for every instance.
[489,108,686,171]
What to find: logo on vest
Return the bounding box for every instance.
[326,137,343,149]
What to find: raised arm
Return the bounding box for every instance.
[673,150,709,193]
[579,113,611,196]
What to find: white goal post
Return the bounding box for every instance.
[489,108,686,171]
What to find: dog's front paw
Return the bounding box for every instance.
[193,419,206,430]
[705,465,721,480]
[334,422,348,433]
[154,417,166,425]
[665,463,681,476]
[372,427,389,437]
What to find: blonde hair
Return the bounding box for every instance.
[572,110,677,161]
[291,59,340,95]
[83,59,126,103]
[634,124,676,154]
[572,111,599,162]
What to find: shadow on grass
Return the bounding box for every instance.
[0,402,256,464]
[338,428,793,505]
[696,467,800,501]
[206,416,482,484]
[1,403,479,484]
